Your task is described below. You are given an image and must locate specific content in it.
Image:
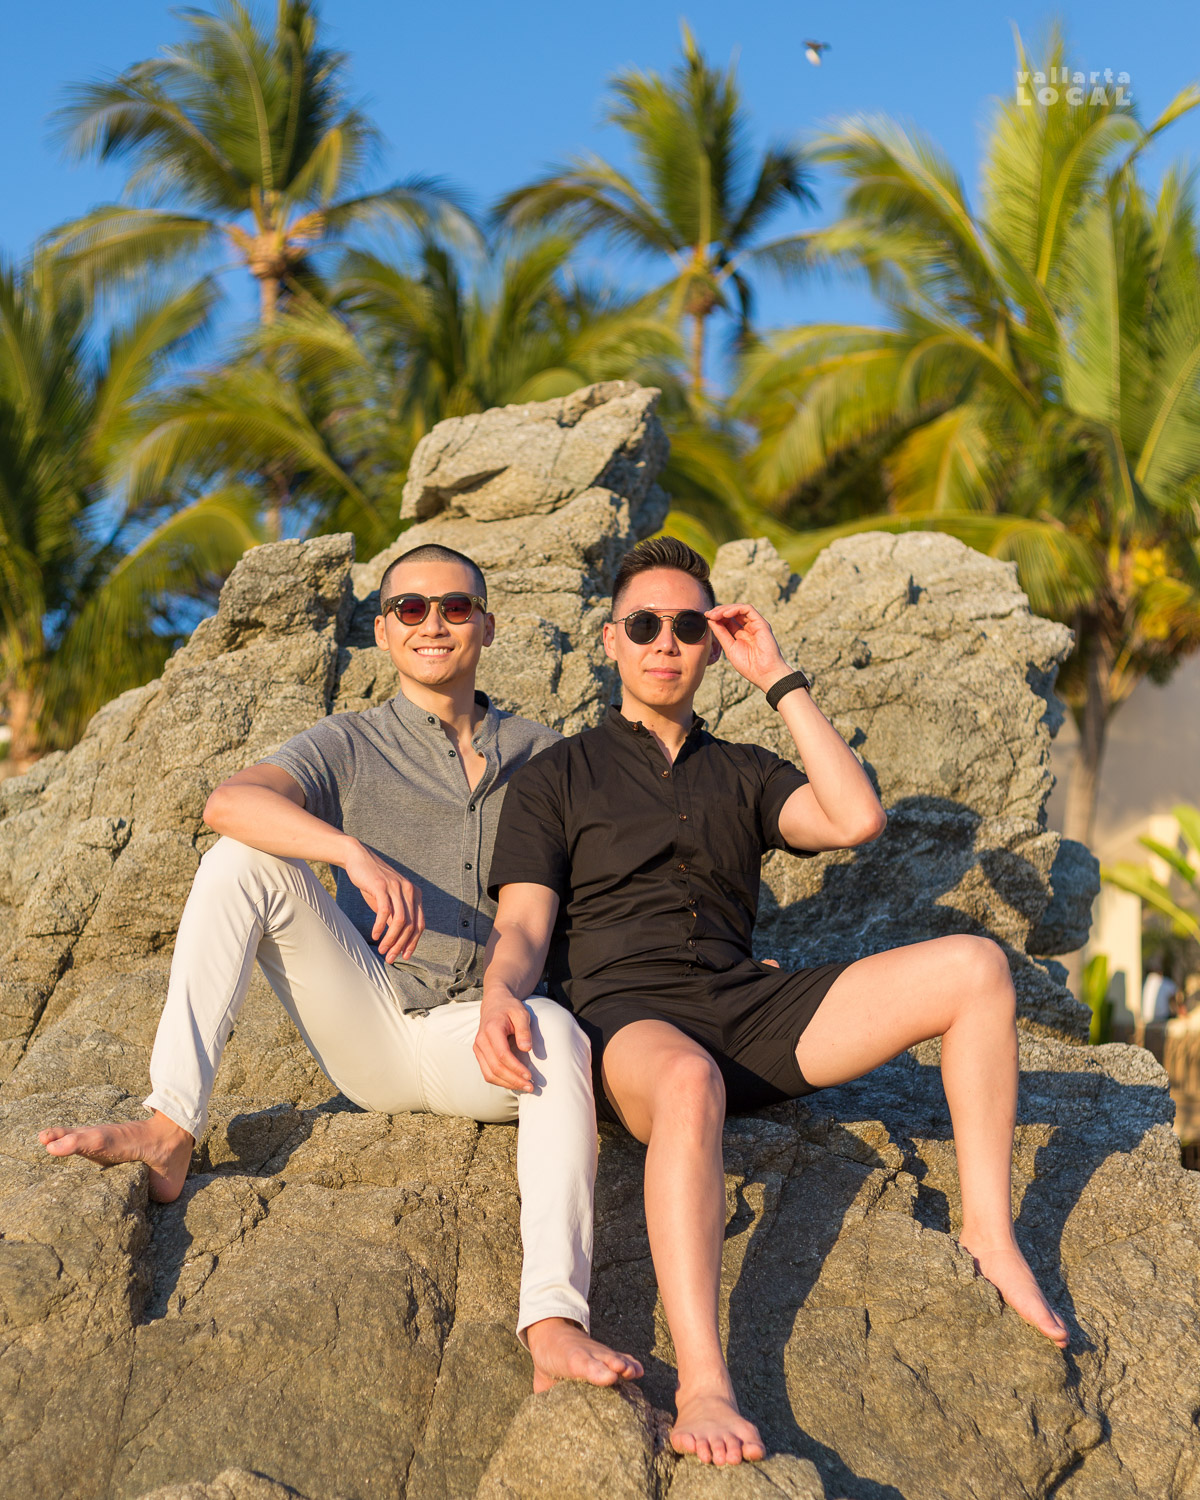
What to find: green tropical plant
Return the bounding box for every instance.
[732,27,1200,849]
[1104,803,1200,944]
[496,25,814,394]
[0,258,259,759]
[1080,952,1112,1044]
[47,0,474,326]
[117,232,704,560]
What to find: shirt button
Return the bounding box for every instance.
[678,813,688,821]
[661,769,670,778]
[469,803,476,812]
[678,863,687,872]
[687,939,696,948]
[449,749,456,757]
[461,919,469,927]
[465,861,472,870]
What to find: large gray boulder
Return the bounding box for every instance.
[0,383,1193,1500]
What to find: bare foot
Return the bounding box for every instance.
[671,1385,766,1466]
[525,1317,644,1393]
[960,1233,1069,1348]
[38,1111,194,1204]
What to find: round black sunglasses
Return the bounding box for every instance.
[612,609,710,645]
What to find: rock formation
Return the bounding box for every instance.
[1,382,1197,1500]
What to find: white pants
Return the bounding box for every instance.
[145,836,595,1339]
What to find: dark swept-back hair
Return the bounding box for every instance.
[612,535,715,612]
[379,544,487,604]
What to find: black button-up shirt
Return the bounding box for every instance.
[488,706,812,1008]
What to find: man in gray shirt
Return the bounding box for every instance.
[40,544,641,1393]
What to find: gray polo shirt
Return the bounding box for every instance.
[262,689,559,1011]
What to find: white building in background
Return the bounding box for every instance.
[1046,654,1200,1029]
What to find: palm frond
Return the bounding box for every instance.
[1103,861,1200,941]
[43,206,220,293]
[981,24,1143,286]
[44,485,261,742]
[496,157,678,257]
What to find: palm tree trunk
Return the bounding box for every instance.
[1062,640,1108,850]
[5,685,39,775]
[1062,640,1109,1003]
[264,466,290,543]
[258,274,278,325]
[258,268,281,535]
[690,312,706,395]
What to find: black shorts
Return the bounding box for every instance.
[569,957,852,1125]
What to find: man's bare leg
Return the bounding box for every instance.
[601,1020,766,1466]
[795,934,1068,1348]
[526,1318,644,1392]
[38,1111,194,1204]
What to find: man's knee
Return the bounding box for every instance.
[941,934,1016,1016]
[656,1049,725,1128]
[198,836,291,884]
[526,996,591,1067]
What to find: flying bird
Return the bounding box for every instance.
[804,40,831,66]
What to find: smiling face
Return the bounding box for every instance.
[602,566,721,715]
[374,559,495,691]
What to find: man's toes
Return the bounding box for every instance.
[44,1133,77,1155]
[695,1439,713,1465]
[710,1438,730,1466]
[671,1430,696,1456]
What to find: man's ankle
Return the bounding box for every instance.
[149,1110,195,1145]
[526,1316,584,1343]
[676,1362,737,1400]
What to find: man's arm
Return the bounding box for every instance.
[203,764,424,964]
[474,883,560,1092]
[706,603,886,853]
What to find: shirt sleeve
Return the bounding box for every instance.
[756,748,816,856]
[260,720,351,829]
[487,750,569,898]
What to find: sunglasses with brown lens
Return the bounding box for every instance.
[381,592,487,627]
[612,609,710,645]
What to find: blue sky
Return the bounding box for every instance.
[2,0,1198,365]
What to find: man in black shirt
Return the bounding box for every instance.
[477,537,1068,1467]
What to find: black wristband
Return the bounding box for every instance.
[765,670,813,710]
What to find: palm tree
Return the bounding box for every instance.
[336,233,681,429]
[116,232,693,560]
[496,25,814,394]
[47,0,473,326]
[732,28,1200,851]
[0,258,259,761]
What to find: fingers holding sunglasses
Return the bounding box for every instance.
[705,603,788,687]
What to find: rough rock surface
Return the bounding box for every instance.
[1,383,1195,1500]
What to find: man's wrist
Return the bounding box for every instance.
[333,833,364,868]
[755,663,795,694]
[764,668,814,709]
[481,986,518,1015]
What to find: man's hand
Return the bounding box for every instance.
[341,840,425,964]
[705,603,793,693]
[473,994,535,1093]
